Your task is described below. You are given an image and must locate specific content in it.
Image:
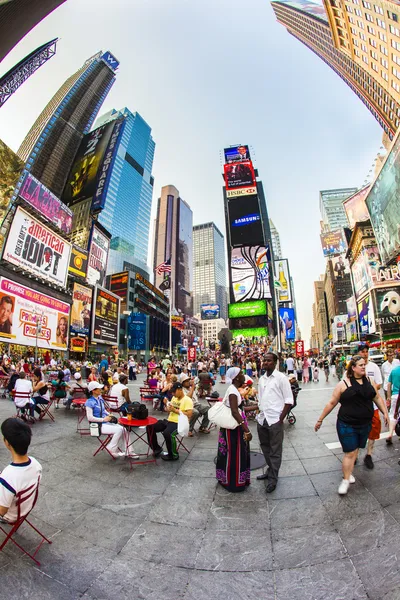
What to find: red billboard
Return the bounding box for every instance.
[188,346,196,362]
[224,161,256,190]
[295,340,304,356]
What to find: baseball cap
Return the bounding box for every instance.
[171,382,183,392]
[88,381,104,392]
[74,372,82,380]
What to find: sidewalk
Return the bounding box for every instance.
[0,375,399,599]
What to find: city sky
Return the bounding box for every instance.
[0,0,383,343]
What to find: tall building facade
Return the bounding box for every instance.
[153,185,193,315]
[0,0,66,62]
[319,187,357,230]
[271,0,400,137]
[17,51,118,197]
[94,107,155,267]
[193,222,227,320]
[269,218,282,259]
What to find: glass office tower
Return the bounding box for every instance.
[95,107,155,267]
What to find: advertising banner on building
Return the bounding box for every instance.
[171,315,185,331]
[374,286,400,332]
[91,286,120,345]
[224,161,256,190]
[3,206,71,287]
[224,145,251,163]
[358,294,375,335]
[228,196,264,247]
[70,283,92,336]
[200,304,220,320]
[127,312,146,351]
[366,131,400,264]
[226,186,257,199]
[279,307,296,340]
[0,277,70,350]
[86,225,110,287]
[228,300,266,319]
[110,271,129,311]
[343,185,371,229]
[0,139,24,229]
[320,229,347,257]
[18,172,73,234]
[70,336,86,353]
[346,296,357,321]
[188,346,196,362]
[274,259,292,303]
[295,340,304,356]
[331,255,350,279]
[231,246,271,302]
[68,245,88,279]
[231,327,268,339]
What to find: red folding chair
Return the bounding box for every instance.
[92,433,117,459]
[0,476,52,566]
[12,391,34,421]
[103,395,121,416]
[37,394,55,423]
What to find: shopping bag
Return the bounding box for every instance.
[177,411,190,437]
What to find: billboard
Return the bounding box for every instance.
[228,300,266,319]
[226,186,257,199]
[70,336,86,353]
[365,131,400,264]
[70,283,92,336]
[320,229,347,257]
[200,304,220,320]
[295,340,304,356]
[358,294,375,335]
[231,327,268,339]
[228,196,264,247]
[374,286,400,332]
[231,246,271,302]
[3,206,71,287]
[224,161,256,190]
[68,245,88,279]
[91,286,120,345]
[224,145,251,163]
[343,185,371,229]
[331,255,350,279]
[101,51,120,71]
[127,312,146,350]
[346,296,357,321]
[86,225,110,287]
[279,307,296,340]
[63,117,125,210]
[0,139,24,229]
[274,259,292,303]
[0,277,70,351]
[110,271,129,310]
[18,173,73,234]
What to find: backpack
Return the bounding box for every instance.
[127,402,148,420]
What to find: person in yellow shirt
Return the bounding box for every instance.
[147,383,193,461]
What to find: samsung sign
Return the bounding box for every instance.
[232,213,261,227]
[101,51,119,71]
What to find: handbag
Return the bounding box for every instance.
[208,401,238,429]
[127,402,148,420]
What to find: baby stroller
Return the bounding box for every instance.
[287,377,301,425]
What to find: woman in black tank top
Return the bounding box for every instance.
[314,356,389,496]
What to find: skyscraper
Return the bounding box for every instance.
[269,218,282,259]
[153,185,193,315]
[17,51,118,197]
[271,0,400,137]
[193,222,227,320]
[319,187,357,230]
[94,107,155,268]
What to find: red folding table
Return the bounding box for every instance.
[118,416,158,468]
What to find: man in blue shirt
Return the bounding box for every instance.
[387,364,400,444]
[99,355,109,376]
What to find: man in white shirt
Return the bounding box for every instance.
[110,374,131,411]
[14,372,34,421]
[256,352,294,493]
[358,344,383,469]
[286,355,295,374]
[128,356,137,381]
[381,349,400,406]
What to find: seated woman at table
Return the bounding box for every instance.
[31,368,50,417]
[147,382,193,461]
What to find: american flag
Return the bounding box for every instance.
[156,259,172,275]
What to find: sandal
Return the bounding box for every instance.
[199,428,210,434]
[188,431,194,437]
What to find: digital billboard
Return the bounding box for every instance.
[68,245,88,279]
[0,277,70,351]
[374,286,400,332]
[279,307,295,340]
[274,259,292,303]
[224,145,250,163]
[346,296,357,321]
[18,173,73,234]
[128,312,146,351]
[101,51,120,71]
[62,117,125,210]
[343,185,371,229]
[91,286,120,345]
[231,327,268,339]
[358,294,375,335]
[366,130,400,264]
[110,271,129,311]
[228,300,266,319]
[70,283,92,336]
[224,161,256,190]
[200,304,220,320]
[3,206,71,287]
[331,255,350,279]
[226,186,257,199]
[86,224,110,287]
[231,246,271,302]
[320,229,347,257]
[228,196,264,247]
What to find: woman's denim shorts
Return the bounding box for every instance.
[336,419,372,453]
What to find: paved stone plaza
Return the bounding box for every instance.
[0,375,400,599]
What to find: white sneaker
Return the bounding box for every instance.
[349,474,355,484]
[338,479,350,495]
[110,451,125,458]
[127,453,140,459]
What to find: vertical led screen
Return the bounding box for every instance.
[231,246,271,302]
[274,259,292,303]
[224,161,256,190]
[279,307,295,340]
[228,196,264,247]
[86,225,110,287]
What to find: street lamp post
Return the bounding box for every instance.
[34,312,42,364]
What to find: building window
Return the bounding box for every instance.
[380,44,388,54]
[369,37,377,47]
[365,11,373,21]
[362,54,369,63]
[362,0,371,6]
[381,57,388,67]
[376,18,386,28]
[382,70,389,80]
[374,4,384,14]
[378,31,387,41]
[388,10,398,21]
[390,24,400,36]
[370,49,378,58]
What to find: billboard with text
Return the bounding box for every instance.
[224,161,256,190]
[91,286,120,345]
[70,283,92,336]
[228,196,264,247]
[343,185,371,229]
[231,246,271,302]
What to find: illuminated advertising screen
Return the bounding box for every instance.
[224,161,255,190]
[201,304,220,320]
[128,312,146,350]
[68,245,88,279]
[274,259,292,303]
[228,300,266,319]
[343,185,371,229]
[224,145,250,163]
[279,307,295,340]
[91,286,120,345]
[2,206,71,287]
[0,277,69,351]
[358,295,375,335]
[331,255,350,279]
[110,271,129,311]
[86,225,110,287]
[231,246,271,302]
[70,283,92,336]
[230,315,267,330]
[228,196,264,247]
[18,172,73,234]
[63,117,125,210]
[366,130,400,264]
[374,286,400,332]
[320,229,347,257]
[231,327,268,338]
